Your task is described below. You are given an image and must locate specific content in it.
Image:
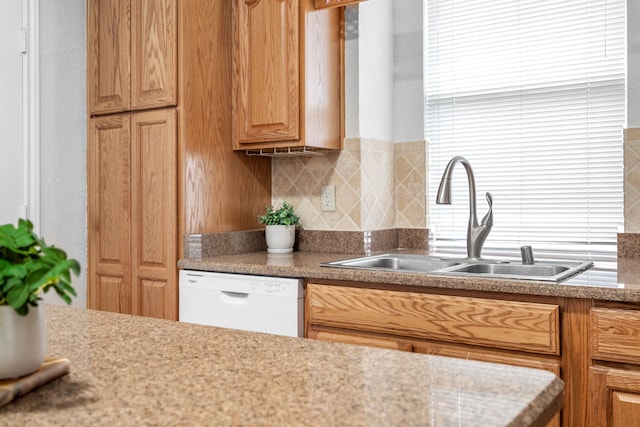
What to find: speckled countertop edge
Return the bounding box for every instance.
[178,251,640,303]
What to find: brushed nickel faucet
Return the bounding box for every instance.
[436,156,493,260]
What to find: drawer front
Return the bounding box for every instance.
[591,307,640,364]
[306,284,560,355]
[308,329,413,352]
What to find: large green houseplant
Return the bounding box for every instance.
[0,218,80,379]
[258,201,300,253]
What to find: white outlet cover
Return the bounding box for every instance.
[321,184,336,212]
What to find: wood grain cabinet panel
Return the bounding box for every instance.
[130,0,177,111]
[591,307,640,365]
[306,284,560,355]
[88,0,177,115]
[89,110,177,320]
[234,0,300,144]
[232,0,342,152]
[590,366,640,427]
[88,114,132,314]
[130,110,177,319]
[87,0,131,115]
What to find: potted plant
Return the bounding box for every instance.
[258,201,300,253]
[0,219,80,379]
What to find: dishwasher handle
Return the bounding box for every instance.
[220,291,250,305]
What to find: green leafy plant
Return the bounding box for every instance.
[0,219,80,316]
[257,201,300,226]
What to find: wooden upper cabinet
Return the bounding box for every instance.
[87,0,131,114]
[88,0,177,115]
[232,0,342,152]
[130,0,177,111]
[234,0,300,144]
[314,0,367,10]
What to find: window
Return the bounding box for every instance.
[425,0,626,266]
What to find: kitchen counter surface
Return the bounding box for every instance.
[0,305,563,426]
[178,250,640,303]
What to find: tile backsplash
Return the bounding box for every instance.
[625,128,640,233]
[271,138,427,231]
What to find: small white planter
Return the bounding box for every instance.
[265,225,296,254]
[0,304,47,379]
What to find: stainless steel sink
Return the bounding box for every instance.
[321,254,593,282]
[321,254,463,273]
[441,260,593,282]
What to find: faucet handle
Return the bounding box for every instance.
[521,245,535,264]
[481,192,493,227]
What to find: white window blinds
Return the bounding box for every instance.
[425,0,626,265]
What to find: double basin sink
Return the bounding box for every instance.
[321,253,593,282]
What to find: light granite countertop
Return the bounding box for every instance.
[0,305,563,426]
[177,250,640,303]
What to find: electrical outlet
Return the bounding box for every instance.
[321,184,336,212]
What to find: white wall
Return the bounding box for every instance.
[0,2,25,225]
[39,0,87,307]
[345,0,424,143]
[346,0,394,141]
[393,0,424,142]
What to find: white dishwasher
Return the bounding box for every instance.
[178,270,304,337]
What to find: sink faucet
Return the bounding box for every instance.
[436,156,493,261]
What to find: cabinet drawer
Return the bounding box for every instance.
[306,284,560,355]
[308,328,413,351]
[591,307,640,364]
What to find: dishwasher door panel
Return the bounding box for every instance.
[179,270,304,337]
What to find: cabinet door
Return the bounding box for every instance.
[233,0,300,146]
[131,109,178,320]
[88,0,177,115]
[87,0,131,115]
[88,114,132,314]
[590,366,640,427]
[131,0,177,110]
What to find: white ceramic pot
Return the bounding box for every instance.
[0,304,47,379]
[265,225,296,254]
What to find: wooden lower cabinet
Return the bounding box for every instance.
[88,109,177,320]
[306,283,563,426]
[590,366,640,427]
[589,305,640,426]
[305,284,640,426]
[306,283,560,355]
